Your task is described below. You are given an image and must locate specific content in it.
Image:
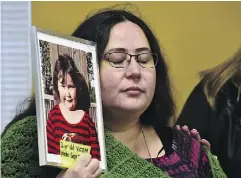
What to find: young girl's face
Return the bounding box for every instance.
[57,73,77,110]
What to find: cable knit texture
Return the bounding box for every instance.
[1,116,227,178]
[101,130,169,178]
[1,116,40,178]
[101,130,227,178]
[205,148,228,178]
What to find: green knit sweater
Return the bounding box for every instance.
[1,116,226,178]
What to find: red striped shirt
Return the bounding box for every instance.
[46,104,100,160]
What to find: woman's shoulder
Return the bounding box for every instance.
[172,129,208,165]
[171,128,210,157]
[173,129,203,153]
[157,126,208,153]
[1,116,38,154]
[1,115,61,177]
[1,116,39,177]
[171,128,227,177]
[2,116,37,139]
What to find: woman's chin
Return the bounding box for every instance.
[117,101,148,113]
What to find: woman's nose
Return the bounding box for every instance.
[125,58,141,79]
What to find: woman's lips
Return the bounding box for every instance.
[123,87,144,95]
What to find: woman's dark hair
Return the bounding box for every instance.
[72,8,175,127]
[53,54,90,111]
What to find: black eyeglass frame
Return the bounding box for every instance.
[103,52,159,68]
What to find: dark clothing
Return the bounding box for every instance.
[149,127,212,178]
[177,80,241,178]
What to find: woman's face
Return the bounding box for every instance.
[100,21,156,114]
[57,73,77,111]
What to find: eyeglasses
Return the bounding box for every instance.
[103,52,158,68]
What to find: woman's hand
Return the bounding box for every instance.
[175,125,211,149]
[56,154,102,178]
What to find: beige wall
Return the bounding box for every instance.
[32,1,241,115]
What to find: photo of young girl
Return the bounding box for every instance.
[46,54,100,160]
[32,28,105,169]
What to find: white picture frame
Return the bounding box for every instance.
[31,26,106,170]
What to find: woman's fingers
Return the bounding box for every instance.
[92,168,102,178]
[75,154,92,167]
[70,154,92,175]
[200,139,211,149]
[176,125,211,149]
[190,129,201,141]
[181,125,190,135]
[86,159,100,174]
[175,125,181,131]
[56,154,101,178]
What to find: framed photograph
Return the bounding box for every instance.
[31,26,106,170]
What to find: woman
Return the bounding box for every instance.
[177,47,241,178]
[1,8,226,178]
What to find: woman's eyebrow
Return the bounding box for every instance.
[135,47,151,53]
[106,47,151,53]
[106,48,126,53]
